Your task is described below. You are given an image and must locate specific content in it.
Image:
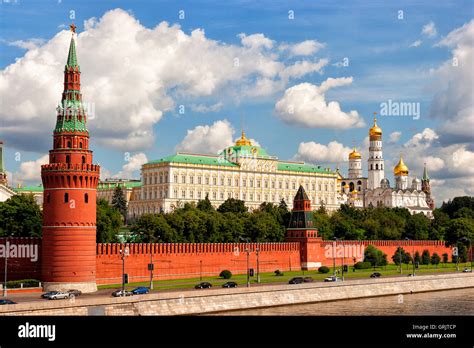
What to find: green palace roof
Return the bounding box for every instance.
[147,153,238,167]
[13,184,44,192]
[97,181,142,190]
[278,162,334,174]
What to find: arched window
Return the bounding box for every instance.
[357,180,362,185]
[349,182,355,191]
[82,156,86,164]
[79,142,83,149]
[66,155,70,164]
[381,164,383,170]
[64,193,69,203]
[85,193,89,203]
[376,164,379,170]
[370,164,373,170]
[67,141,72,148]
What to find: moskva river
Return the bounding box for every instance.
[211,288,474,315]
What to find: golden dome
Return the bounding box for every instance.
[352,189,358,194]
[369,113,382,139]
[235,130,252,146]
[349,148,362,160]
[394,155,409,176]
[344,183,350,189]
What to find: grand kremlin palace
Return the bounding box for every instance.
[127,131,339,219]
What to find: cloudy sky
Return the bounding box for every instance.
[0,0,472,205]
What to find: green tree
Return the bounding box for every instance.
[430,253,441,268]
[445,218,474,246]
[364,245,387,268]
[405,213,430,240]
[421,249,431,265]
[96,199,122,242]
[0,194,42,237]
[442,253,449,265]
[392,247,407,266]
[217,198,247,214]
[111,185,127,222]
[414,251,421,265]
[196,194,214,212]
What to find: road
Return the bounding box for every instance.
[3,270,464,305]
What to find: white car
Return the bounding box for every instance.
[324,276,340,282]
[463,268,472,273]
[48,292,74,300]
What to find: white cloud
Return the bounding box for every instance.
[280,40,325,57]
[404,128,439,148]
[294,141,352,164]
[6,38,46,50]
[175,120,235,154]
[14,154,49,184]
[430,20,474,143]
[113,152,148,179]
[388,131,402,144]
[274,78,365,129]
[422,156,445,171]
[189,102,224,113]
[238,33,273,49]
[409,40,422,47]
[0,9,324,152]
[422,21,437,37]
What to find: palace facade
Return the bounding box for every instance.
[127,131,339,220]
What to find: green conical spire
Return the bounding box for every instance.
[0,141,4,174]
[422,163,430,181]
[66,36,78,68]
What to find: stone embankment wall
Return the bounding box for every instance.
[1,273,472,316]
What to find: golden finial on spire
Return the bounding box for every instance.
[369,111,382,139]
[70,23,76,33]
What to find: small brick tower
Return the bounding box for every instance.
[41,24,100,293]
[286,186,323,270]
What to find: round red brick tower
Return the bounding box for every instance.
[41,25,100,293]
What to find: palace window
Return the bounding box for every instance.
[190,191,194,198]
[257,180,260,188]
[198,177,202,184]
[213,178,217,185]
[271,181,275,189]
[182,175,186,184]
[198,191,202,199]
[160,175,163,184]
[292,182,296,189]
[257,194,261,201]
[220,178,224,186]
[264,180,268,188]
[173,189,178,198]
[220,192,224,200]
[182,190,186,198]
[190,176,194,184]
[235,178,239,186]
[205,177,209,185]
[279,181,282,189]
[213,192,217,199]
[250,180,254,187]
[174,175,178,183]
[286,182,289,189]
[228,178,232,186]
[250,193,253,201]
[228,192,232,199]
[243,193,246,200]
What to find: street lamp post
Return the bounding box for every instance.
[342,241,345,282]
[120,246,129,296]
[3,237,8,297]
[246,248,250,287]
[459,237,472,272]
[332,239,337,277]
[200,260,202,281]
[399,245,402,274]
[256,246,260,283]
[149,252,154,290]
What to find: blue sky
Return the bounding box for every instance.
[0,0,473,203]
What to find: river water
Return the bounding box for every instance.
[213,288,474,315]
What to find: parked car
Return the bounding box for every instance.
[407,273,415,277]
[67,289,82,297]
[222,282,238,288]
[195,282,212,289]
[41,291,60,299]
[48,291,74,300]
[370,272,382,278]
[463,268,472,273]
[112,289,133,297]
[303,277,314,283]
[289,277,304,284]
[0,299,16,305]
[324,276,340,282]
[131,287,150,295]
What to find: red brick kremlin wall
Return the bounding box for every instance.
[0,238,41,281]
[95,242,301,285]
[0,238,453,284]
